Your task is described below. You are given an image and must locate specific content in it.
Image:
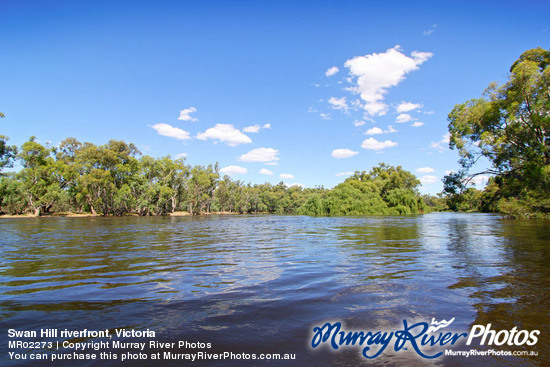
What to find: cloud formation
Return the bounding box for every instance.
[365,126,397,135]
[260,168,273,175]
[178,107,198,122]
[430,133,451,152]
[361,137,398,150]
[365,127,384,135]
[411,121,424,127]
[243,125,260,133]
[344,46,433,116]
[416,167,435,173]
[220,165,248,175]
[151,123,191,141]
[240,147,279,162]
[280,173,295,179]
[243,123,271,133]
[396,101,423,113]
[325,66,339,77]
[328,97,349,112]
[396,113,413,123]
[420,175,438,184]
[331,148,359,159]
[196,124,251,146]
[423,24,438,36]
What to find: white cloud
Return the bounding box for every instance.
[365,127,384,135]
[308,107,319,113]
[151,123,192,141]
[240,147,279,162]
[363,101,388,116]
[331,148,359,159]
[416,167,435,173]
[325,66,340,77]
[265,162,278,166]
[328,96,348,112]
[260,168,273,175]
[336,171,354,177]
[280,173,295,179]
[430,133,450,152]
[178,107,198,122]
[243,124,260,133]
[196,124,252,147]
[354,120,366,127]
[344,45,433,116]
[175,153,188,159]
[423,24,438,36]
[366,126,397,135]
[396,101,423,113]
[361,137,398,150]
[411,121,424,127]
[420,175,438,184]
[244,123,271,133]
[220,165,248,175]
[396,113,413,123]
[320,113,331,120]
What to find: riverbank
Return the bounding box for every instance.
[0,211,248,219]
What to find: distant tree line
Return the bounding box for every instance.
[0,136,430,217]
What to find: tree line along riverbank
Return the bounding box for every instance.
[0,137,431,217]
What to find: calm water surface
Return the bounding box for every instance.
[0,213,548,366]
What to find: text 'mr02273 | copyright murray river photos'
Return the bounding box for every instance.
[6,327,296,362]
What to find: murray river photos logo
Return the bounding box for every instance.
[310,318,540,360]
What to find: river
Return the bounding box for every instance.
[0,213,548,366]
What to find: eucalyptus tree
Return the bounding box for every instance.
[186,164,219,214]
[76,140,141,215]
[446,47,550,214]
[17,137,62,216]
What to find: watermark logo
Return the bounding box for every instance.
[466,324,539,346]
[427,317,455,333]
[310,318,540,360]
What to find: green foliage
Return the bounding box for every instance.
[421,194,448,212]
[445,47,550,217]
[298,164,427,216]
[0,135,429,217]
[0,135,18,171]
[0,174,26,214]
[17,137,63,216]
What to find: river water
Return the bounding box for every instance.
[0,213,548,366]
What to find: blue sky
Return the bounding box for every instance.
[1,0,549,194]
